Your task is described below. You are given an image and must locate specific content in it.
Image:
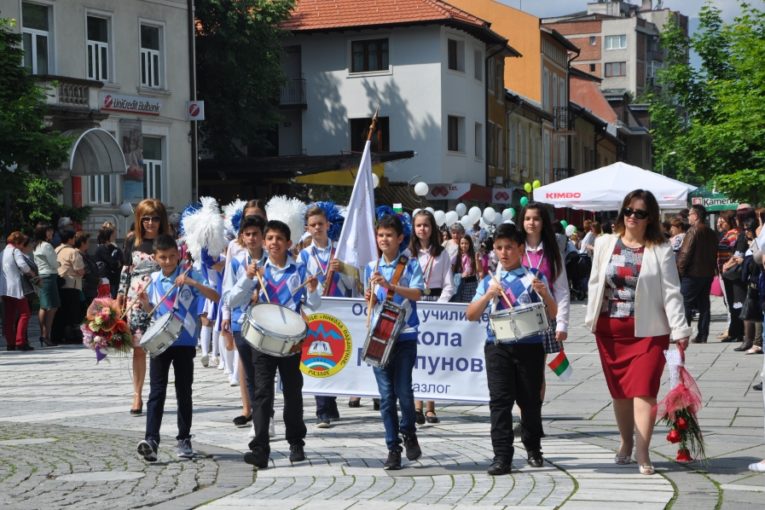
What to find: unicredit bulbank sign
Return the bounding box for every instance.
[100,92,161,116]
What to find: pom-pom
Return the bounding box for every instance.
[181,196,228,261]
[223,199,247,236]
[310,201,345,242]
[178,202,201,237]
[266,196,307,245]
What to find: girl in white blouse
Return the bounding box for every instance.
[410,210,455,424]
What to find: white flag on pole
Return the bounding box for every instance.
[335,140,377,291]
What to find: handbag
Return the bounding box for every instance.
[722,262,742,281]
[710,275,723,297]
[739,284,763,321]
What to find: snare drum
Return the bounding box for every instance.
[140,312,183,357]
[489,302,549,344]
[362,301,406,368]
[242,303,307,357]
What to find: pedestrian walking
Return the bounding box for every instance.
[33,224,59,347]
[1,232,37,351]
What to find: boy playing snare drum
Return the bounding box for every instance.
[136,234,219,462]
[225,220,319,469]
[465,224,557,475]
[364,214,424,470]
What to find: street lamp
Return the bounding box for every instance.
[659,151,677,175]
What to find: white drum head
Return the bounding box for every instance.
[142,313,173,341]
[249,303,306,338]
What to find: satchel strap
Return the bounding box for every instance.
[385,255,409,302]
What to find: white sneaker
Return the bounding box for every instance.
[248,423,256,439]
[749,461,765,472]
[201,354,209,367]
[209,356,219,367]
[269,419,276,438]
[229,377,239,387]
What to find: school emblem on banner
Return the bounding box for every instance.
[300,313,352,378]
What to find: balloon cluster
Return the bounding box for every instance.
[520,180,542,208]
[428,203,516,232]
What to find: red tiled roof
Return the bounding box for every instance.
[283,0,497,39]
[570,75,618,124]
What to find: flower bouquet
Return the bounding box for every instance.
[81,298,133,362]
[657,345,706,463]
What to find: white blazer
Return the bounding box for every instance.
[585,234,691,340]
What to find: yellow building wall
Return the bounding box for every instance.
[449,0,541,103]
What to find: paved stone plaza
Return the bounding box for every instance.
[1,297,763,509]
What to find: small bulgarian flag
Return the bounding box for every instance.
[548,350,573,380]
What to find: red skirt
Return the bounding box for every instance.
[595,315,669,399]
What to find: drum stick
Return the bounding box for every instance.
[147,266,192,317]
[247,249,271,304]
[490,271,514,309]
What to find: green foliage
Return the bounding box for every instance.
[648,2,765,204]
[195,0,296,160]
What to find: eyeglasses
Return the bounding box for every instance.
[141,216,161,224]
[622,207,649,220]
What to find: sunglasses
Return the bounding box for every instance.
[622,207,649,220]
[141,216,162,223]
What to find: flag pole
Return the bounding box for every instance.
[324,109,380,297]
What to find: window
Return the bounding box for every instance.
[604,34,627,50]
[351,38,388,73]
[474,49,482,81]
[487,58,495,93]
[88,175,112,204]
[87,15,109,81]
[447,115,464,152]
[589,63,596,72]
[22,2,51,74]
[474,122,483,160]
[142,137,163,199]
[447,39,464,72]
[508,120,516,169]
[542,68,550,110]
[487,122,503,168]
[604,61,626,77]
[589,35,597,46]
[350,117,389,152]
[140,24,162,88]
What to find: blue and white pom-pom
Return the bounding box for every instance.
[181,196,227,261]
[223,198,247,237]
[266,195,307,245]
[375,205,412,252]
[310,201,345,242]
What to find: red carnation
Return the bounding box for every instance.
[676,448,692,463]
[667,429,682,443]
[676,416,688,430]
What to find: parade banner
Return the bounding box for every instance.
[299,297,490,402]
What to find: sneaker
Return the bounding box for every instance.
[383,449,402,470]
[209,356,219,367]
[177,438,194,459]
[269,419,276,438]
[201,354,209,367]
[487,458,512,475]
[527,450,544,468]
[316,418,331,429]
[137,439,158,462]
[243,449,269,469]
[289,444,306,462]
[403,434,422,461]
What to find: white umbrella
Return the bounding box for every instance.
[533,162,697,211]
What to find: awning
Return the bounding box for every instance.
[295,163,384,186]
[61,128,127,176]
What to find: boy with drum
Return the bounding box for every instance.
[364,214,424,470]
[465,224,557,475]
[299,205,354,428]
[225,220,319,469]
[136,234,220,461]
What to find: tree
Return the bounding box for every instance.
[195,0,295,161]
[648,2,765,204]
[0,18,70,233]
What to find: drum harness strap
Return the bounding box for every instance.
[385,255,410,303]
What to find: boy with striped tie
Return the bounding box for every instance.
[466,224,557,476]
[226,220,319,469]
[136,234,219,462]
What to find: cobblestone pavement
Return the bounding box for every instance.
[1,297,763,509]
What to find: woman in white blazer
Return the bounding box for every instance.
[1,231,37,351]
[585,189,690,476]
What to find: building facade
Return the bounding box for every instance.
[2,0,193,234]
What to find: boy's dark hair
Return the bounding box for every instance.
[265,220,291,240]
[97,227,114,244]
[239,215,266,236]
[153,234,179,252]
[494,223,524,245]
[60,229,76,244]
[376,214,403,236]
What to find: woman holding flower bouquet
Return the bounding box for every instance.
[117,199,170,416]
[585,190,691,475]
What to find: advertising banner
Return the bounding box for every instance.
[299,297,491,402]
[119,118,144,203]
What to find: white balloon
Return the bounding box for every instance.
[445,211,459,227]
[413,208,421,218]
[372,173,380,188]
[425,207,434,213]
[502,208,514,221]
[493,211,503,225]
[480,218,489,229]
[469,206,482,221]
[460,215,473,230]
[455,203,467,216]
[565,225,577,236]
[414,181,429,196]
[482,207,496,223]
[434,210,446,226]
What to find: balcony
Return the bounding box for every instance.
[280,78,306,109]
[34,75,107,125]
[553,106,571,131]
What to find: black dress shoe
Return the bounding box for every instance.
[289,444,305,462]
[233,414,252,427]
[527,450,544,468]
[487,459,512,475]
[244,449,269,469]
[734,342,753,352]
[754,382,763,391]
[415,410,425,425]
[383,449,402,470]
[373,398,380,411]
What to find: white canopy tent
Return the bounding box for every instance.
[532,162,696,211]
